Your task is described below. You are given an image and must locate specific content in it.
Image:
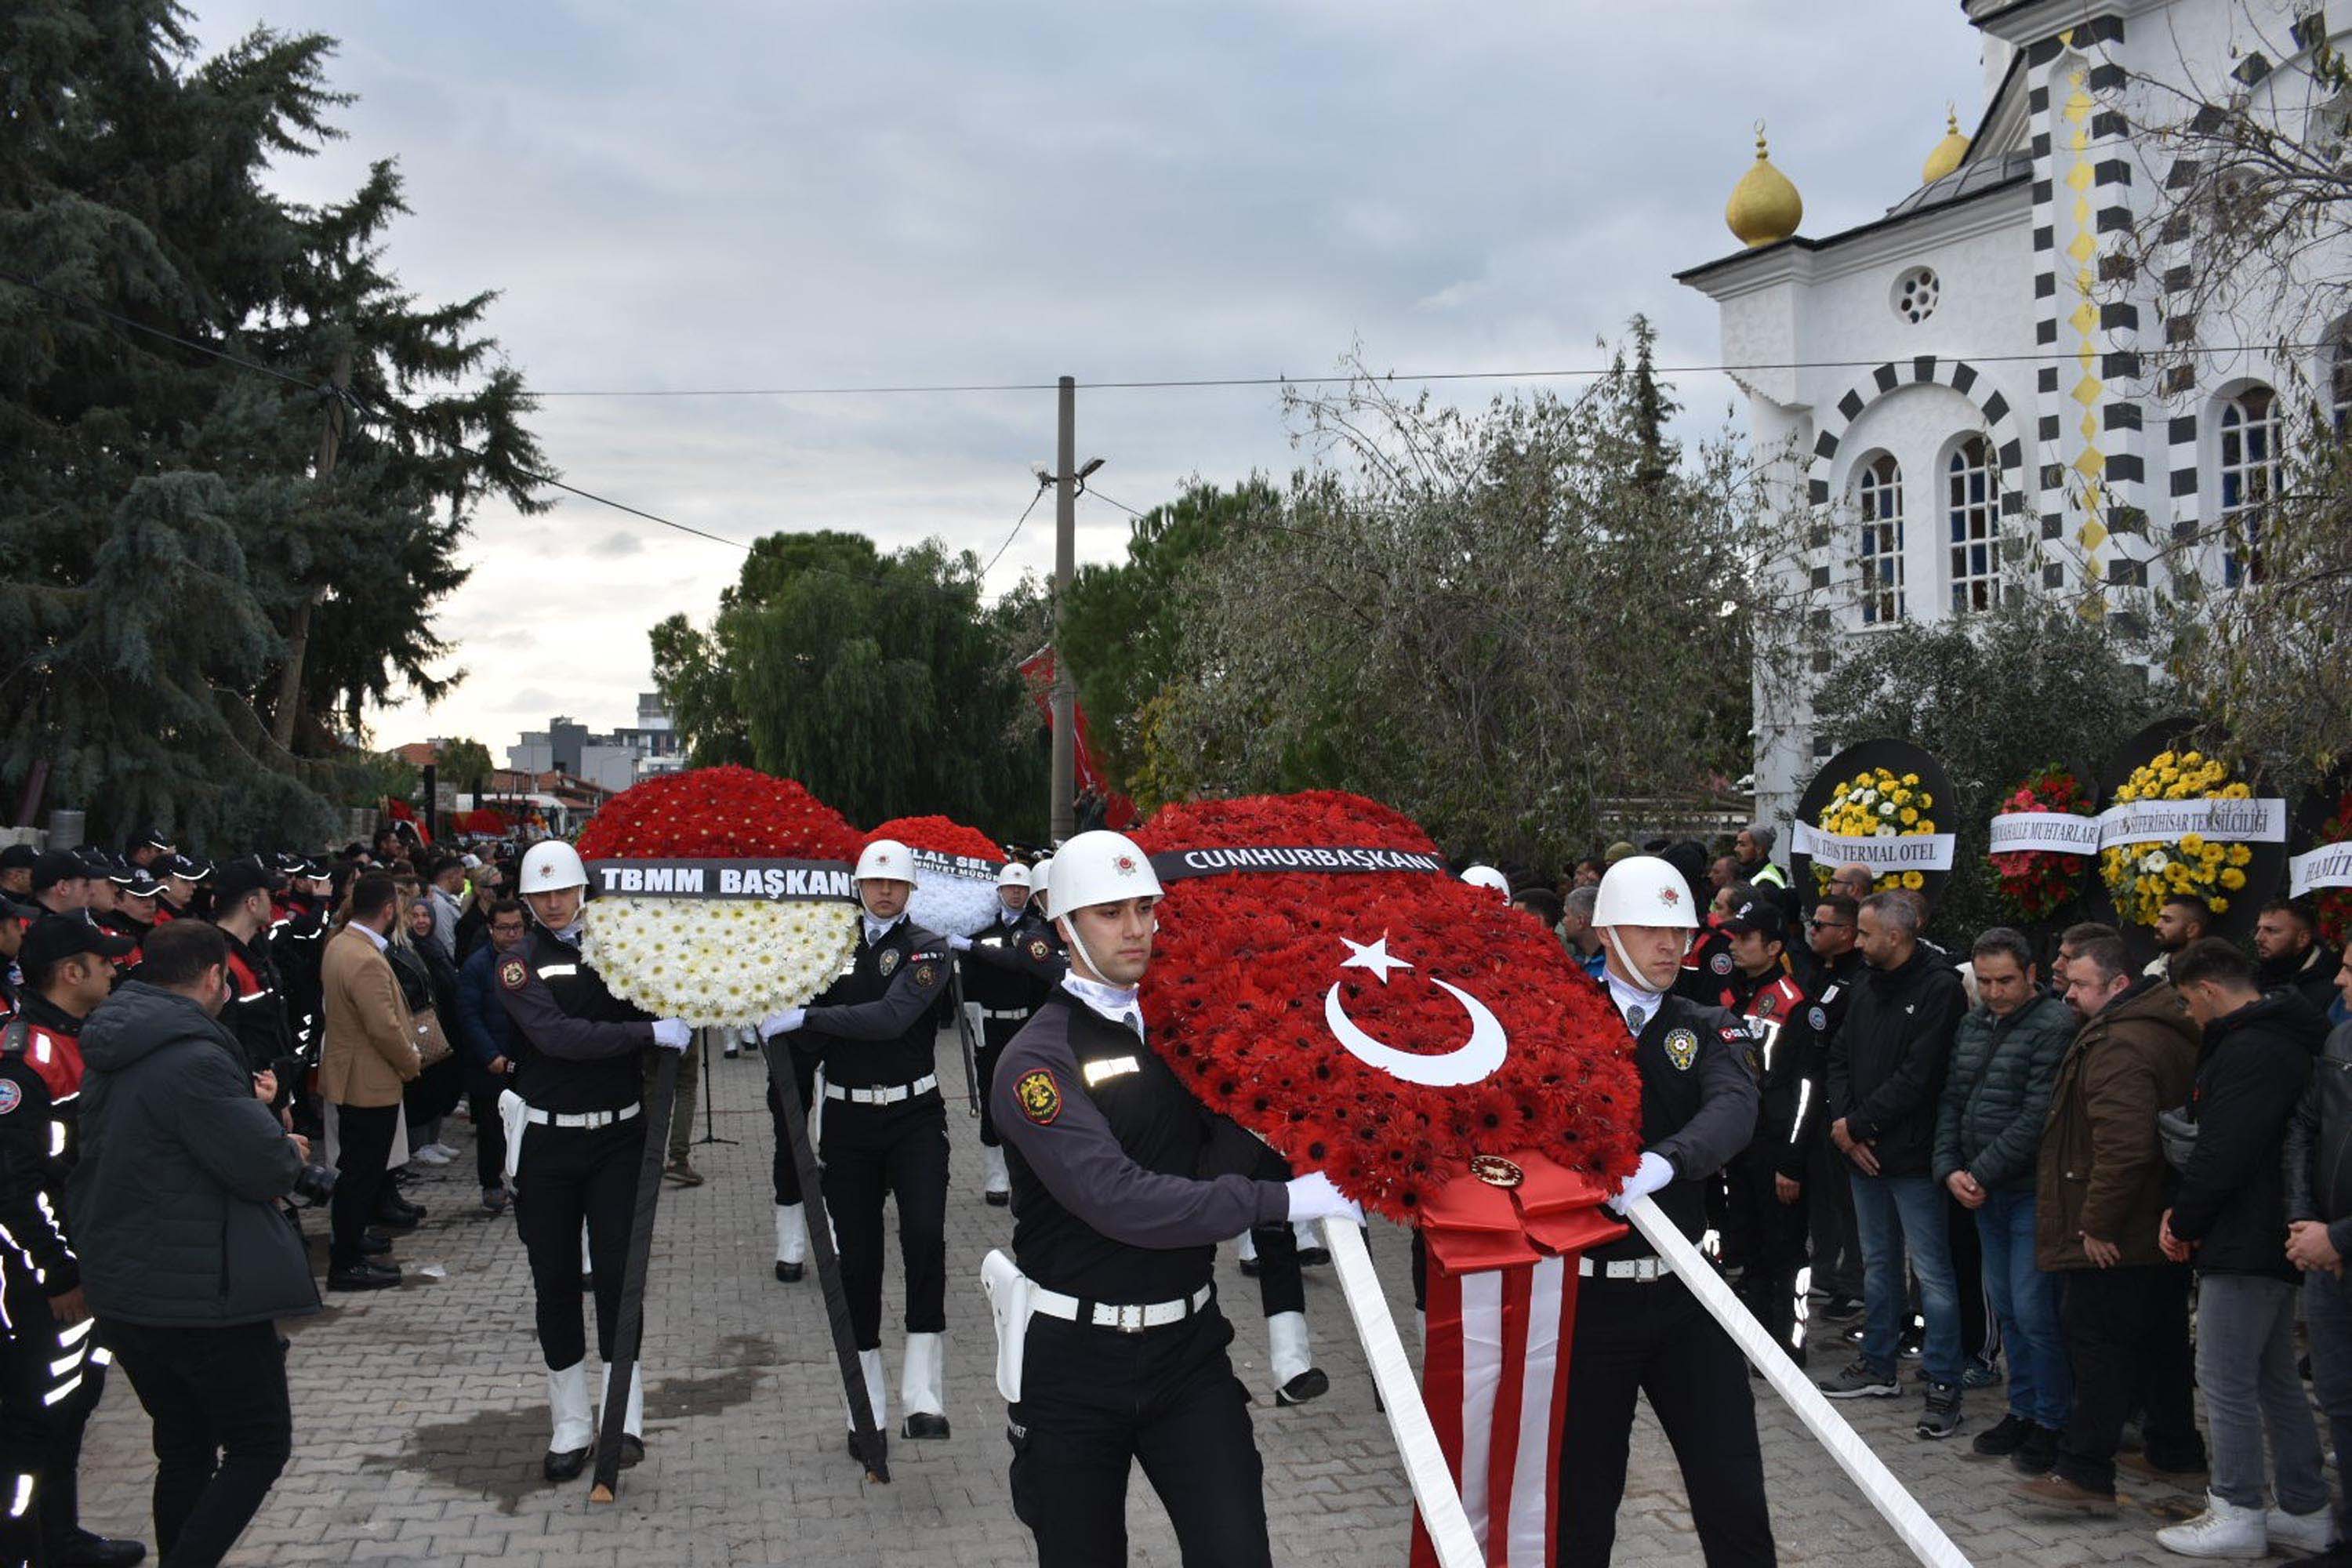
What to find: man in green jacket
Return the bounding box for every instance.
[1933,927,2075,1476]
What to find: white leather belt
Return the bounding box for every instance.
[1030,1281,1213,1334]
[982,1007,1031,1020]
[1578,1254,1672,1282]
[521,1102,641,1130]
[823,1073,938,1105]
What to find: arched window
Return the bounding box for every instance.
[1947,435,2000,614]
[2218,385,2278,586]
[1855,453,1904,625]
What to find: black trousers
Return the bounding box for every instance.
[822,1092,949,1347]
[1726,1144,1810,1359]
[103,1317,292,1568]
[765,1044,823,1207]
[1250,1220,1305,1318]
[1559,1273,1774,1568]
[1805,1131,1862,1298]
[513,1115,645,1369]
[463,1059,508,1192]
[975,1014,1025,1148]
[1945,1189,1998,1370]
[1010,1305,1271,1568]
[2054,1262,2205,1494]
[328,1102,399,1272]
[0,1279,104,1564]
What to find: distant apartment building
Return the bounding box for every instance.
[506,691,684,794]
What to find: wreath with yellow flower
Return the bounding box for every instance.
[1810,766,1940,895]
[2097,748,2256,926]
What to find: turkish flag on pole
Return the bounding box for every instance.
[1016,646,1134,829]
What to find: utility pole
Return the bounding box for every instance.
[1049,375,1077,844]
[270,346,350,751]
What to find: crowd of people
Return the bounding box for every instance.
[1493,828,2352,1564]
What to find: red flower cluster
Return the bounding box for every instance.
[2318,790,2352,948]
[1988,767,2095,921]
[1132,792,1642,1225]
[577,765,862,862]
[862,815,1003,863]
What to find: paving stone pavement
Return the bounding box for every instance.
[69,1034,2284,1565]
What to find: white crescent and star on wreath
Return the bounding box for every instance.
[1323,932,1508,1089]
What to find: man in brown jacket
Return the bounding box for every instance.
[318,873,419,1291]
[2018,934,2208,1512]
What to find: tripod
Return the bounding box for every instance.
[692,1025,740,1147]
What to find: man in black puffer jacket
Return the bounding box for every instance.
[71,921,319,1568]
[1933,928,2076,1474]
[2283,947,2352,1566]
[2156,938,2331,1558]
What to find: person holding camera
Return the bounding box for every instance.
[70,920,321,1568]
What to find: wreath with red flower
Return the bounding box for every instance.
[1987,766,2096,921]
[573,765,864,1025]
[1131,790,1642,1224]
[862,815,1007,938]
[2315,790,2352,949]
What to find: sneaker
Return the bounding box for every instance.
[2011,1423,2060,1476]
[1961,1357,2002,1389]
[1970,1413,2034,1457]
[481,1185,510,1215]
[428,1142,463,1161]
[2016,1474,2119,1515]
[1817,1359,1900,1399]
[2155,1493,2267,1559]
[1916,1381,1963,1439]
[2269,1507,2339,1556]
[410,1144,452,1167]
[1814,1293,1864,1323]
[662,1159,705,1188]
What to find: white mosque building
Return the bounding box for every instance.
[1679,0,2343,826]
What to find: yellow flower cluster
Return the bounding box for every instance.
[1812,767,1939,895]
[2099,750,2256,925]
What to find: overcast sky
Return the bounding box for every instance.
[187,0,1986,758]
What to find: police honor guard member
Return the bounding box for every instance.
[1562,855,1773,1568]
[756,840,957,1443]
[0,919,143,1568]
[946,861,1065,1205]
[986,831,1361,1567]
[1718,897,1826,1365]
[495,841,693,1482]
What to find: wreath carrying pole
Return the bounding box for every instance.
[1623,1197,1969,1568]
[588,1051,680,1504]
[765,1041,891,1483]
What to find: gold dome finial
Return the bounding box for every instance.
[1922,102,1972,184]
[1726,122,1803,249]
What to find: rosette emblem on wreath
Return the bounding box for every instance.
[859,815,1006,938]
[572,765,866,1025]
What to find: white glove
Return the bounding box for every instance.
[650,1018,693,1051]
[758,1007,806,1040]
[948,934,972,953]
[1606,1150,1675,1216]
[1283,1171,1363,1226]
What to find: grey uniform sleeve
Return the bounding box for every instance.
[799,948,951,1040]
[1649,1017,1762,1182]
[965,931,1069,985]
[497,963,652,1060]
[993,1023,1288,1247]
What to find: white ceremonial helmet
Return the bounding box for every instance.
[996,862,1032,889]
[1460,864,1510,898]
[1048,832,1161,917]
[855,838,917,884]
[1029,855,1055,916]
[518,840,588,895]
[1592,855,1699,931]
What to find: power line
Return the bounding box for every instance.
[981,484,1051,579]
[528,340,2343,399]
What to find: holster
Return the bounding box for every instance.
[981,1247,1036,1403]
[498,1089,528,1182]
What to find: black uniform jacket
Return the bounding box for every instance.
[1726,964,1827,1181]
[994,987,1287,1305]
[960,906,1064,1013]
[793,916,953,1090]
[0,993,85,1294]
[495,922,652,1115]
[1588,990,1761,1263]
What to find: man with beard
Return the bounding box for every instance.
[2255,898,2340,1017]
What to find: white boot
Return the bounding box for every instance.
[600,1362,644,1439]
[2266,1504,2336,1555]
[579,1225,593,1282]
[847,1347,887,1434]
[1236,1228,1259,1273]
[775,1203,808,1282]
[1269,1310,1329,1406]
[1295,1220,1331,1263]
[2156,1493,2268,1559]
[901,1331,949,1437]
[547,1362,593,1455]
[982,1145,1010,1202]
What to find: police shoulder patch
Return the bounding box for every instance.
[913,962,938,988]
[1709,949,1733,975]
[499,957,528,993]
[1719,1025,1751,1045]
[0,1080,21,1116]
[1015,1068,1062,1125]
[1027,938,1051,961]
[1808,1005,1829,1032]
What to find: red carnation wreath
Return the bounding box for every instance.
[574,765,864,1025]
[1987,766,2096,921]
[2315,790,2352,949]
[862,814,1006,938]
[1131,790,1642,1225]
